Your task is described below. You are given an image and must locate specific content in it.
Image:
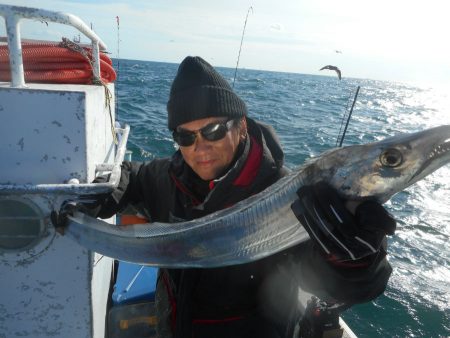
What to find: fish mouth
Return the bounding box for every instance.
[408,137,450,184]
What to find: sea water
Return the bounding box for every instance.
[114,59,450,338]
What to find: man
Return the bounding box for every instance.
[54,56,396,338]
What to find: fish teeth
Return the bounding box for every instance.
[431,141,450,157]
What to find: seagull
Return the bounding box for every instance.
[319,65,341,80]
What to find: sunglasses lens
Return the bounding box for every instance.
[173,131,196,146]
[201,123,228,141]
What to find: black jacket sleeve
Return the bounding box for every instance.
[92,161,147,218]
[92,158,174,220]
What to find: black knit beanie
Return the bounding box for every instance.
[167,56,247,130]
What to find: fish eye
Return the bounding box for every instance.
[380,148,403,167]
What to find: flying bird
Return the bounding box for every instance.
[320,65,341,80]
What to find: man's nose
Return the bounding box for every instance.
[193,133,210,151]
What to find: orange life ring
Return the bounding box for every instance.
[0,42,116,84]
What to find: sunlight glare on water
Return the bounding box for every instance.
[374,85,450,337]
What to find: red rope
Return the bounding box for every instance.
[0,43,116,84]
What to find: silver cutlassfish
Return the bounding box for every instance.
[66,125,450,267]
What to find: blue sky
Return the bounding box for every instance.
[1,0,450,86]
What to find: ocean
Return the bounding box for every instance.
[113,58,449,338]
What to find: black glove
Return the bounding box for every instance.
[50,195,107,234]
[50,201,78,234]
[291,182,396,263]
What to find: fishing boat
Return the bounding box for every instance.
[0,5,357,338]
[0,4,155,337]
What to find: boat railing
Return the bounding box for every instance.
[0,4,107,87]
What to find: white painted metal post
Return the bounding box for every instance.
[4,14,25,87]
[92,41,101,80]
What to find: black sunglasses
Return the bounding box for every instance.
[173,119,237,147]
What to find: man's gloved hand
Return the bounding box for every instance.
[50,195,107,234]
[291,182,396,264]
[50,201,79,235]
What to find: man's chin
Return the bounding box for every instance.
[194,163,220,181]
[195,169,219,181]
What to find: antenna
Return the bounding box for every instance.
[232,6,253,88]
[116,16,120,60]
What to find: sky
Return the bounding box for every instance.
[1,0,450,86]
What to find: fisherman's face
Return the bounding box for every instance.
[176,117,246,181]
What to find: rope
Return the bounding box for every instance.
[105,84,118,145]
[58,38,118,144]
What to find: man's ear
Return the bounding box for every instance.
[240,118,248,141]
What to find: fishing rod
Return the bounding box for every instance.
[336,86,360,147]
[232,6,253,88]
[335,90,353,147]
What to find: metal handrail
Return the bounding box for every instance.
[0,124,130,195]
[0,4,108,87]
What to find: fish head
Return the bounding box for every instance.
[312,125,450,203]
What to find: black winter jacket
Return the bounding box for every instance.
[95,118,392,338]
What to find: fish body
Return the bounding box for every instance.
[66,125,450,267]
